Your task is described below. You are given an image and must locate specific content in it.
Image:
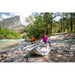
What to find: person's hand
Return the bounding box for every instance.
[40,40,42,43]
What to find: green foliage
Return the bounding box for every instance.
[26,14,46,40]
[0,35,4,39]
[0,28,10,37]
[57,30,61,33]
[0,24,1,29]
[6,34,15,39]
[20,27,27,34]
[0,28,22,39]
[25,15,34,24]
[25,12,75,40]
[22,35,27,39]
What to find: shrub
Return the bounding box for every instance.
[0,28,22,39]
[57,30,61,33]
[0,35,4,39]
[6,35,15,39]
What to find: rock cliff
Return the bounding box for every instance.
[0,16,25,32]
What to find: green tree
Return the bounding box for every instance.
[25,15,34,24]
[25,13,46,40]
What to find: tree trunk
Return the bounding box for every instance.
[50,13,52,34]
[61,20,62,31]
[63,13,65,32]
[46,24,48,35]
[71,13,73,31]
[0,25,1,29]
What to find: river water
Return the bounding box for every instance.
[0,39,25,51]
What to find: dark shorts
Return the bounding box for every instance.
[42,40,51,45]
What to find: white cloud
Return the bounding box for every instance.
[54,16,61,21]
[0,14,11,20]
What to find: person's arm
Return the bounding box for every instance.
[31,39,33,41]
[40,39,42,43]
[46,36,48,43]
[31,37,33,41]
[47,39,48,43]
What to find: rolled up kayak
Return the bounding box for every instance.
[26,43,51,55]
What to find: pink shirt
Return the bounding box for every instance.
[42,36,48,42]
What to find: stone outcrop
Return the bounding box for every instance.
[0,16,25,32]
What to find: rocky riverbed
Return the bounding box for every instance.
[0,32,75,62]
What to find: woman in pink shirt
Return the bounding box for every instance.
[40,33,51,46]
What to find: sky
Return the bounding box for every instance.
[0,12,60,26]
